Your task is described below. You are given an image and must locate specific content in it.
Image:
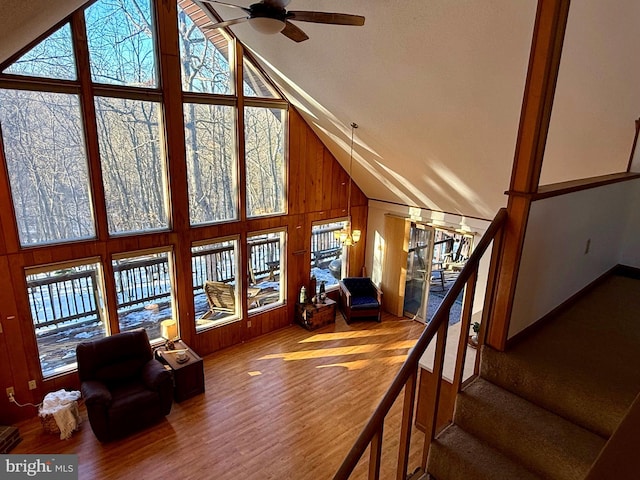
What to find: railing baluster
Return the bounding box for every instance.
[369,425,383,480]
[421,318,449,470]
[452,270,479,393]
[397,370,417,480]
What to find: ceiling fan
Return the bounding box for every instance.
[199,0,365,43]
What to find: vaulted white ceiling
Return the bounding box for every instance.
[1,0,639,220]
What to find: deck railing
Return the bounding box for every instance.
[333,208,507,480]
[28,228,342,330]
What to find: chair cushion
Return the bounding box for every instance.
[95,357,148,384]
[351,296,380,309]
[342,278,377,297]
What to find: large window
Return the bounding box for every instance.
[178,5,232,94]
[113,249,176,341]
[0,0,295,382]
[27,261,107,378]
[248,230,285,311]
[245,107,286,217]
[85,0,158,88]
[192,237,240,331]
[0,89,95,246]
[184,103,237,224]
[311,220,347,290]
[95,97,169,234]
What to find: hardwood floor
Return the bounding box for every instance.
[13,313,426,479]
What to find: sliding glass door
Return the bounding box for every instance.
[403,223,435,322]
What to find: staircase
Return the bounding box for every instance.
[426,273,640,480]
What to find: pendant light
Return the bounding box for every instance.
[335,122,361,247]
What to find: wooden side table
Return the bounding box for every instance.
[156,340,205,402]
[296,298,336,331]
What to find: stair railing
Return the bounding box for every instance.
[333,208,507,480]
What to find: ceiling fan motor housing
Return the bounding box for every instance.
[250,2,287,21]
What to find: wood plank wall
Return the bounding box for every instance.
[0,34,368,426]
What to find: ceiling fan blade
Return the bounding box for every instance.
[287,11,365,26]
[203,16,250,29]
[264,0,291,8]
[199,0,250,13]
[281,21,309,42]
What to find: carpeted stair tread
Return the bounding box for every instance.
[427,425,542,480]
[481,274,640,438]
[480,345,633,438]
[455,377,606,480]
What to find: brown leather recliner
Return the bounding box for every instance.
[76,328,173,442]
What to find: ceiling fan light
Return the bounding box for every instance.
[248,17,286,34]
[352,230,361,243]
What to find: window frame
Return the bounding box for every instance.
[247,227,287,314]
[192,235,242,332]
[25,257,108,379]
[111,246,177,343]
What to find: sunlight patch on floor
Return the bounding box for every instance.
[299,325,414,343]
[316,354,408,370]
[259,344,383,361]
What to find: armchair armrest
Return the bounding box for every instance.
[339,280,352,307]
[81,380,112,407]
[141,359,172,391]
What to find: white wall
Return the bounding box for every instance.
[620,181,640,267]
[509,178,640,337]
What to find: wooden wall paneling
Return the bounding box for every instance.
[172,238,195,346]
[0,130,20,254]
[288,109,302,214]
[321,149,335,210]
[247,306,289,340]
[1,255,43,419]
[332,160,348,213]
[0,266,19,424]
[193,321,243,356]
[291,110,308,214]
[305,132,324,212]
[287,214,310,305]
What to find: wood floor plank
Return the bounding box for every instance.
[13,313,426,480]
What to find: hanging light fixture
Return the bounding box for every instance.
[335,122,362,247]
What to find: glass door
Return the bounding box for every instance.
[403,222,434,322]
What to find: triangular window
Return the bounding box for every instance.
[243,57,280,99]
[2,24,76,81]
[178,1,233,94]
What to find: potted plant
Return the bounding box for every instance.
[468,322,480,348]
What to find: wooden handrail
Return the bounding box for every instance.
[332,207,507,480]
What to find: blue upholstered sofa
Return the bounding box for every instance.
[338,277,383,323]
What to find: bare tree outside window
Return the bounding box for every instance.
[0,89,95,246]
[178,4,232,94]
[245,107,285,217]
[2,23,76,80]
[85,0,157,88]
[184,103,237,224]
[95,96,168,234]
